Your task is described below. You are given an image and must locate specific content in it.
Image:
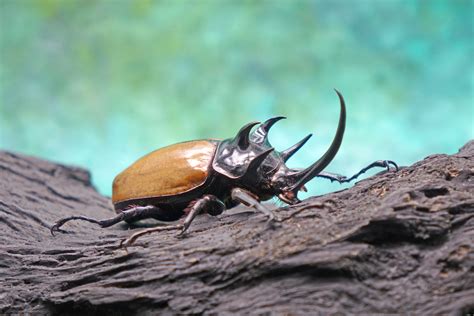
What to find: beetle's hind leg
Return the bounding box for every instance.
[50,205,161,236]
[317,160,399,184]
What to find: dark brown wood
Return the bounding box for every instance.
[1,142,473,315]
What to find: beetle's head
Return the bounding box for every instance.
[212,90,346,205]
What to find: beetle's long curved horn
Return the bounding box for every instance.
[280,134,312,162]
[252,116,286,144]
[246,148,275,174]
[289,90,346,192]
[234,121,260,149]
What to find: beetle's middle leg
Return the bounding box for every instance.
[120,195,225,248]
[50,205,162,235]
[181,195,226,234]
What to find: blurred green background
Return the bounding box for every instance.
[1,0,473,199]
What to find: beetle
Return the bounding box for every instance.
[51,90,397,246]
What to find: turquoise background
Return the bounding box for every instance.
[1,0,473,199]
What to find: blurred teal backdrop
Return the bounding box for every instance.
[1,0,473,198]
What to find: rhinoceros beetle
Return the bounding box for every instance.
[51,90,397,247]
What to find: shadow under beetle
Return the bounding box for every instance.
[51,90,398,247]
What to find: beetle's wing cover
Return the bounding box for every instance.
[112,140,217,204]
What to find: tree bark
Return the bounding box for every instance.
[1,142,473,315]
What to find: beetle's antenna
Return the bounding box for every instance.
[234,122,260,149]
[289,90,346,192]
[245,148,275,175]
[252,116,286,144]
[280,134,313,162]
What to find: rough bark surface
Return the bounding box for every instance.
[1,142,473,315]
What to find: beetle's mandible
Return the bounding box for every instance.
[51,90,398,247]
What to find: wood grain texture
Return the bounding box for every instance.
[0,141,473,315]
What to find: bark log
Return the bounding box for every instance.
[1,142,473,315]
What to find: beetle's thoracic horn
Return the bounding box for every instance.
[280,134,312,162]
[246,148,274,174]
[234,121,260,149]
[252,116,286,144]
[289,90,346,192]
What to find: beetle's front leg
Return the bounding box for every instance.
[231,188,279,223]
[315,171,349,183]
[317,160,398,184]
[345,160,398,182]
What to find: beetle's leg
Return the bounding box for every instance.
[317,160,398,184]
[120,195,225,248]
[315,171,349,183]
[180,195,225,235]
[231,188,277,222]
[50,205,160,236]
[343,160,399,183]
[120,224,183,249]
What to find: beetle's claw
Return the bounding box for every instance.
[265,213,283,229]
[49,217,74,236]
[118,238,132,255]
[177,228,187,237]
[119,238,129,249]
[386,160,399,171]
[265,216,282,230]
[50,224,67,236]
[379,160,399,173]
